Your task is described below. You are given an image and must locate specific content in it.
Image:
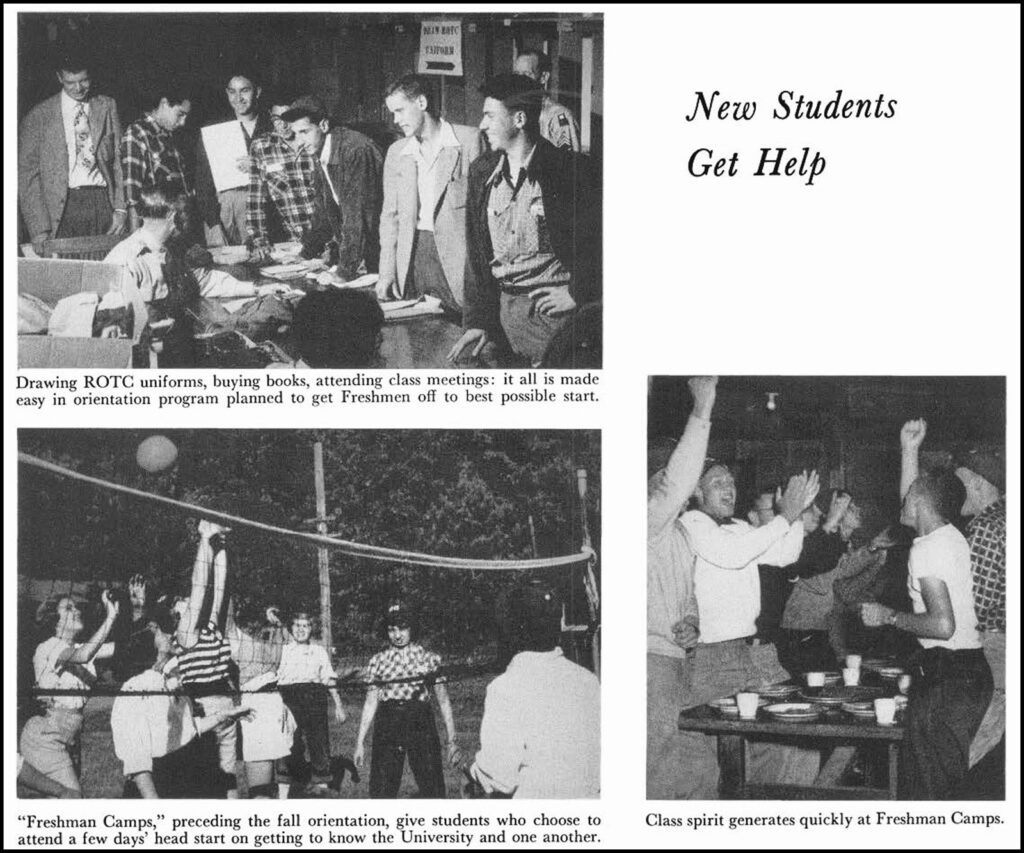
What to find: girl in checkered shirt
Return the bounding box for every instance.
[353,602,461,797]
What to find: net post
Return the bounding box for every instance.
[312,436,333,653]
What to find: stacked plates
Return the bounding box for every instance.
[759,683,799,700]
[801,685,880,705]
[841,701,876,719]
[709,696,768,717]
[823,672,842,686]
[765,702,821,722]
[877,666,906,679]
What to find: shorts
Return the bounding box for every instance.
[240,692,295,763]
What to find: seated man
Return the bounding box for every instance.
[290,289,384,368]
[449,74,601,368]
[680,465,821,796]
[278,102,383,279]
[470,581,600,798]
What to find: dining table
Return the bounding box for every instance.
[678,664,911,800]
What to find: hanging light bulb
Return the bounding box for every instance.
[766,392,779,412]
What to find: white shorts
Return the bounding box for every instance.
[240,692,295,763]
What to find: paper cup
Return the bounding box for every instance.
[736,692,760,719]
[845,654,862,670]
[842,667,860,686]
[874,697,896,726]
[806,671,826,688]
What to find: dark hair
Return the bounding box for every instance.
[137,184,185,219]
[499,581,562,654]
[35,596,75,635]
[918,471,967,523]
[479,74,544,139]
[55,46,90,76]
[516,49,552,76]
[140,85,192,114]
[225,69,261,90]
[291,290,384,368]
[384,74,440,117]
[279,106,326,126]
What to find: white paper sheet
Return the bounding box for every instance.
[201,121,249,193]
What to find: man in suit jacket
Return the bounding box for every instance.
[195,71,275,247]
[376,74,482,314]
[282,103,383,280]
[18,49,127,255]
[449,74,601,367]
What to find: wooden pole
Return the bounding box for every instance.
[313,437,333,652]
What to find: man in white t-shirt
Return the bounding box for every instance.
[861,420,993,799]
[679,465,821,796]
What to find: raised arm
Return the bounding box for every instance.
[648,377,716,538]
[353,689,379,769]
[900,419,927,499]
[177,520,225,646]
[60,591,120,666]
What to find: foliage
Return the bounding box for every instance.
[19,430,600,655]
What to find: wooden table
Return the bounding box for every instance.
[678,704,906,799]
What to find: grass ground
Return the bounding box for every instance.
[74,673,488,799]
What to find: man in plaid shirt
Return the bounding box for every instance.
[955,447,1005,776]
[120,86,193,232]
[245,95,317,256]
[353,602,460,798]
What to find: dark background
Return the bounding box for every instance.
[18,11,604,152]
[648,375,1006,524]
[18,429,601,657]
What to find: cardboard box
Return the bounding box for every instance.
[18,258,148,369]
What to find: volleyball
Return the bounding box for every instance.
[136,435,178,473]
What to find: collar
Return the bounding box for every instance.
[508,648,564,669]
[320,132,334,167]
[401,119,461,158]
[61,91,89,113]
[488,144,539,189]
[142,113,170,137]
[134,228,166,256]
[913,522,956,544]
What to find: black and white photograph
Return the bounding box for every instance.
[16,429,601,799]
[647,376,1005,800]
[16,12,602,369]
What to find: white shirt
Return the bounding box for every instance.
[111,667,198,776]
[33,636,95,712]
[400,119,462,232]
[647,415,709,658]
[276,641,336,686]
[60,92,106,189]
[103,229,167,303]
[319,133,339,205]
[471,649,600,799]
[682,512,804,644]
[908,523,982,650]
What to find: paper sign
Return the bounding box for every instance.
[201,121,249,193]
[418,20,463,76]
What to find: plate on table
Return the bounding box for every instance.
[210,245,250,264]
[709,696,769,716]
[800,685,881,706]
[860,658,893,670]
[765,703,821,722]
[823,672,842,685]
[877,666,906,679]
[758,683,799,699]
[841,701,877,719]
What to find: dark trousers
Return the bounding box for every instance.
[370,700,445,799]
[409,230,460,317]
[779,629,837,675]
[901,647,993,799]
[56,186,113,237]
[280,684,331,785]
[121,734,227,799]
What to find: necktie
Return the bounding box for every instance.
[74,102,95,170]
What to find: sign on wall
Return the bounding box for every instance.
[418,20,463,76]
